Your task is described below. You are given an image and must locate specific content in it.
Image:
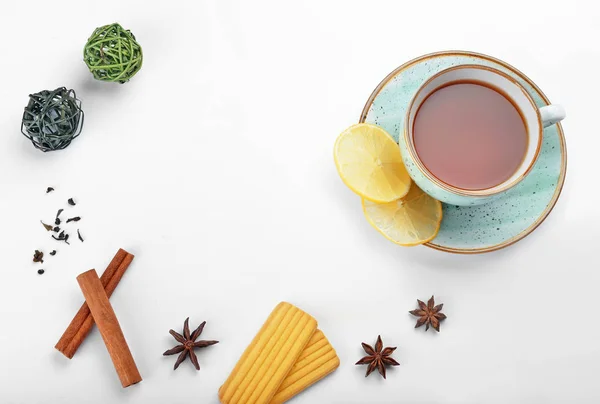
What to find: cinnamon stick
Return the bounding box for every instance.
[77,269,142,388]
[55,249,134,358]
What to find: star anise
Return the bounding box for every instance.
[163,318,219,370]
[355,335,400,379]
[409,295,447,332]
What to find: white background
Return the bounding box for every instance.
[0,0,598,403]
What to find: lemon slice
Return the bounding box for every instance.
[334,123,411,203]
[362,184,443,246]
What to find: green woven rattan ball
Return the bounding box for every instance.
[21,87,84,152]
[83,23,143,83]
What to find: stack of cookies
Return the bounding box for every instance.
[219,302,340,404]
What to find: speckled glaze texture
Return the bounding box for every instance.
[361,51,566,253]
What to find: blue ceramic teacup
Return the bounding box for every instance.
[399,64,565,206]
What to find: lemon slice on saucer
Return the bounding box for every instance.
[334,123,411,203]
[362,185,443,246]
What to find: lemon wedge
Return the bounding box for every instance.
[362,184,443,246]
[334,123,411,203]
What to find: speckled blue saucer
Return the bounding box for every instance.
[360,51,567,253]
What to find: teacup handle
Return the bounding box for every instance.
[539,105,566,128]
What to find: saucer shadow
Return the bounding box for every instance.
[400,235,517,271]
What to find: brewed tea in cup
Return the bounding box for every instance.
[399,65,565,206]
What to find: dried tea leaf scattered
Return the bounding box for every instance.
[46,187,54,193]
[33,250,44,263]
[38,191,85,250]
[53,233,70,245]
[55,209,64,225]
[49,250,57,256]
[37,269,45,275]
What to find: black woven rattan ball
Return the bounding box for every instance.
[21,87,84,152]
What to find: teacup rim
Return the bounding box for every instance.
[404,64,543,197]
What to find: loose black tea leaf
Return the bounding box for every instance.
[38,269,45,275]
[68,198,76,206]
[52,235,70,245]
[33,250,44,263]
[55,209,63,225]
[77,229,84,242]
[66,216,81,223]
[53,226,60,232]
[53,230,70,245]
[46,187,54,193]
[49,250,57,256]
[40,221,53,231]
